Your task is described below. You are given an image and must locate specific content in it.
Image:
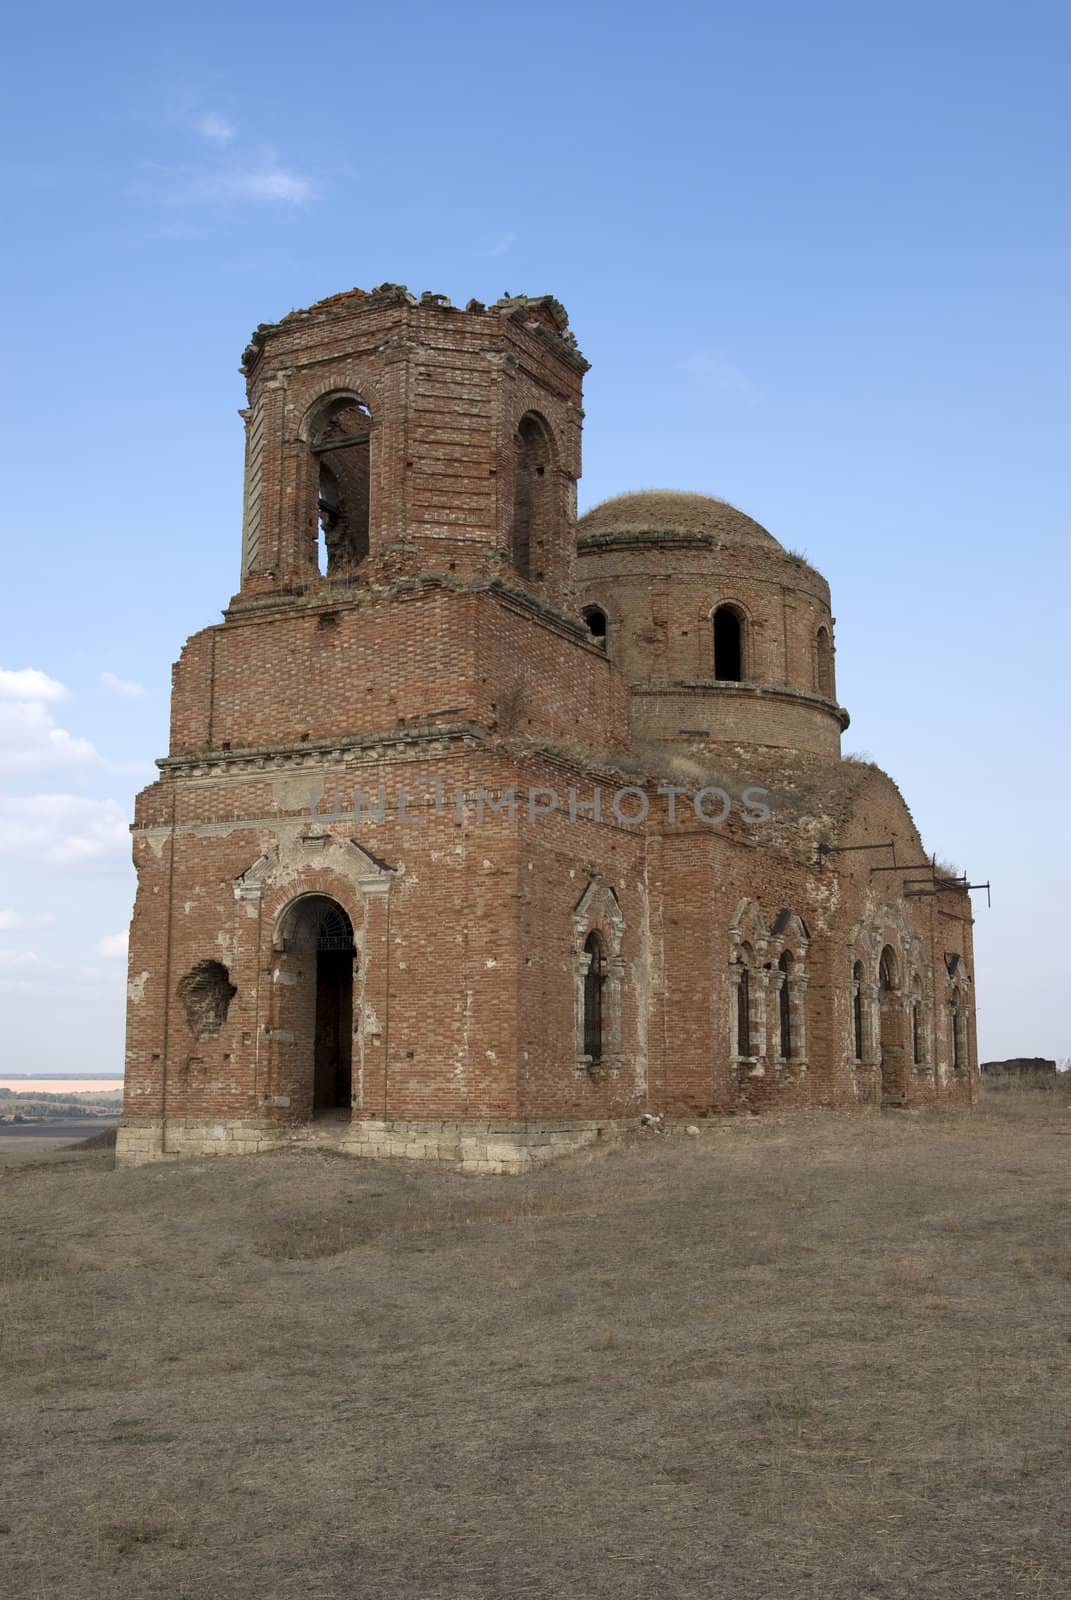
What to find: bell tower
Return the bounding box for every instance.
[165,286,622,763]
[236,284,587,607]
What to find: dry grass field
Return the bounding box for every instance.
[2,1092,1070,1600]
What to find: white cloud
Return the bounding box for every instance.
[0,949,39,970]
[101,671,145,698]
[0,698,98,771]
[96,931,129,959]
[0,668,68,703]
[0,795,129,865]
[193,111,237,144]
[679,349,763,408]
[490,230,516,257]
[0,909,54,930]
[0,665,100,773]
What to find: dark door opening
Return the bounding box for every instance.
[314,947,353,1112]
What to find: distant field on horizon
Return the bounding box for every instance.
[0,1077,123,1094]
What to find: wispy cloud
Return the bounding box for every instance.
[0,949,39,971]
[135,158,314,211]
[0,909,55,931]
[193,111,237,144]
[101,671,145,698]
[489,230,516,257]
[0,795,128,865]
[679,348,763,408]
[0,698,98,772]
[96,931,128,960]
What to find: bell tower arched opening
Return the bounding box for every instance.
[513,413,554,582]
[312,398,372,576]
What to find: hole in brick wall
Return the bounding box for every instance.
[177,960,237,1040]
[318,612,339,630]
[582,605,607,649]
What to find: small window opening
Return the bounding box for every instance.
[879,946,897,992]
[313,398,372,576]
[778,951,792,1061]
[582,605,608,649]
[583,930,606,1062]
[852,960,865,1061]
[736,959,751,1057]
[950,987,963,1071]
[912,1002,922,1064]
[713,605,744,681]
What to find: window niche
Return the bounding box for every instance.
[816,625,834,697]
[573,878,625,1076]
[729,899,768,1076]
[583,930,606,1062]
[713,604,746,682]
[949,985,967,1072]
[312,397,372,576]
[852,959,866,1063]
[512,413,554,582]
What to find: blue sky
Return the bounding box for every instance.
[0,0,1067,1072]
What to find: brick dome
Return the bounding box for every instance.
[578,491,783,552]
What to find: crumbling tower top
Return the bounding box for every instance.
[235,285,588,611]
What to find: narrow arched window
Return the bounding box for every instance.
[583,930,605,1062]
[582,605,608,649]
[816,626,833,697]
[713,605,744,681]
[879,946,897,993]
[312,398,372,575]
[912,1001,922,1064]
[852,960,864,1062]
[736,959,751,1057]
[513,413,553,581]
[778,951,792,1060]
[950,987,963,1071]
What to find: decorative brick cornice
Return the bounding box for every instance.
[158,723,489,780]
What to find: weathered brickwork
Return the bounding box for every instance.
[117,286,978,1171]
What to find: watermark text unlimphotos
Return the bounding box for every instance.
[307,779,771,829]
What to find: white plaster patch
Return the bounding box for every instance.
[128,971,148,1004]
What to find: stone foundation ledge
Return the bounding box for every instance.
[116,1116,633,1173]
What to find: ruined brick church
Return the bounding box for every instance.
[117,285,978,1170]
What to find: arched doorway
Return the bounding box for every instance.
[878,945,905,1107]
[276,895,356,1117]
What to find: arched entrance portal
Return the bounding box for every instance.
[276,895,356,1117]
[312,903,355,1111]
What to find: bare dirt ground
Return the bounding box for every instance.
[2,1092,1069,1600]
